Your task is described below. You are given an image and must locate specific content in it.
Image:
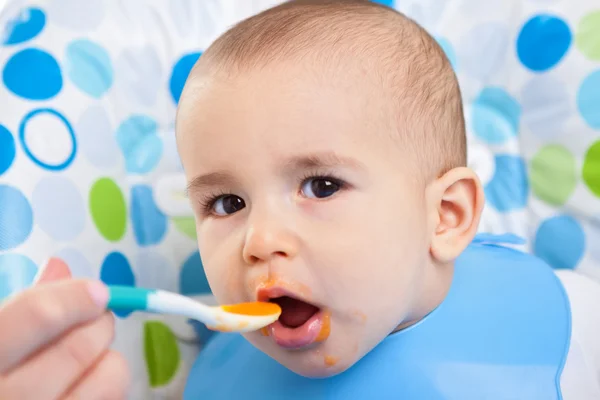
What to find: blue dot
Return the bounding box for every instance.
[0,185,33,251]
[534,215,585,270]
[100,252,135,318]
[2,48,62,100]
[64,39,113,98]
[179,251,212,296]
[116,115,163,174]
[2,7,46,45]
[472,87,521,144]
[484,155,529,212]
[436,37,457,70]
[0,253,38,301]
[131,185,168,246]
[577,69,600,130]
[371,0,395,7]
[19,108,77,171]
[517,14,572,72]
[0,125,16,176]
[169,52,201,104]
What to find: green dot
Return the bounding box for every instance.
[172,217,197,239]
[583,140,600,198]
[144,320,181,388]
[89,178,127,241]
[530,144,577,206]
[576,10,600,61]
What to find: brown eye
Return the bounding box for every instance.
[212,195,245,215]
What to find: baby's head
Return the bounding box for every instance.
[176,0,484,378]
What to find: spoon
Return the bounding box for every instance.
[106,285,281,333]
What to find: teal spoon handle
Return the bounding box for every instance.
[106,285,155,311]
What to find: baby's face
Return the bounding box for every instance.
[177,65,434,377]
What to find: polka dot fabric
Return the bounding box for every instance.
[396,0,600,283]
[0,1,229,398]
[0,0,599,398]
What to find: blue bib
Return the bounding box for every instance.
[184,235,571,399]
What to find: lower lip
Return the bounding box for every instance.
[266,310,330,349]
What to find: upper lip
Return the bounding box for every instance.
[256,285,316,307]
[257,285,295,302]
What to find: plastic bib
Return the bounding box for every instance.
[184,235,571,399]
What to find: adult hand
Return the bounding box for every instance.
[0,258,130,399]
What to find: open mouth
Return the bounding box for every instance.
[258,289,329,349]
[270,296,320,328]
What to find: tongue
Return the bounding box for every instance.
[274,297,319,328]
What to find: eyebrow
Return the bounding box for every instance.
[284,152,366,171]
[186,152,364,194]
[186,171,239,195]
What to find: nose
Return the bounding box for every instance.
[242,214,300,265]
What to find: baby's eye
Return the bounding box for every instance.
[212,195,246,216]
[300,177,342,199]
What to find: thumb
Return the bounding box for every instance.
[34,257,72,284]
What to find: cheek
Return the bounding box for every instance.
[318,209,427,321]
[197,228,245,303]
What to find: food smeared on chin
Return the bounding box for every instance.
[324,355,339,367]
[315,311,331,342]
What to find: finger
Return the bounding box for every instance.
[1,313,115,400]
[0,279,109,372]
[34,257,72,285]
[63,351,130,400]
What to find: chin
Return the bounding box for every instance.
[247,282,364,378]
[254,339,354,378]
[246,320,363,379]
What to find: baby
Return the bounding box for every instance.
[0,1,598,400]
[178,0,467,375]
[176,1,600,399]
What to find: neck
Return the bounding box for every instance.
[391,261,454,334]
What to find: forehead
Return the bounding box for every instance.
[176,64,392,169]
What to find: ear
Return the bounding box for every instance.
[426,167,485,263]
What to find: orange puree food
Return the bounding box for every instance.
[315,311,331,342]
[221,301,281,316]
[324,355,339,366]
